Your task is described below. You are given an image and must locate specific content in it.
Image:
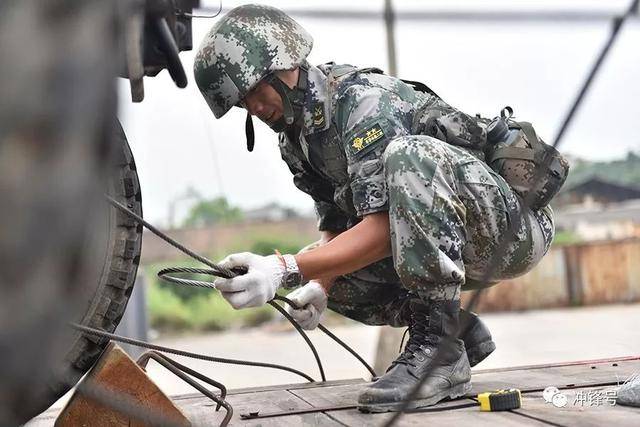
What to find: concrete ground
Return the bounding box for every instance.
[144,302,640,398]
[45,302,640,412]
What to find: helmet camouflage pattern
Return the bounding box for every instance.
[194,4,313,118]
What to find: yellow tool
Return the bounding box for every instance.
[477,388,522,411]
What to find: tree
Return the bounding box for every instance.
[182,197,242,227]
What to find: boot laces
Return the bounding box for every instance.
[392,309,436,368]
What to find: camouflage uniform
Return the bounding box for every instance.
[280,63,554,324]
[193,5,554,409]
[192,3,554,325]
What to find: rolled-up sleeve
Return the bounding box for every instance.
[314,200,349,231]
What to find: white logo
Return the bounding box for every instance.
[543,386,567,408]
[541,372,638,409]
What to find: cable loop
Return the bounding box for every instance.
[157,267,219,289]
[102,195,377,381]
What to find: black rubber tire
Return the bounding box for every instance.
[15,121,143,424]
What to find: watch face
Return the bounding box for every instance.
[284,272,301,288]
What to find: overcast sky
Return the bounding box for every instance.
[118,0,640,226]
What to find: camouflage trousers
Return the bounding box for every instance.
[327,135,554,326]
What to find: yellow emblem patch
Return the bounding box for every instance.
[351,124,385,155]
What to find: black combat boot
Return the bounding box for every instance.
[358,299,472,412]
[460,309,496,367]
[394,299,495,367]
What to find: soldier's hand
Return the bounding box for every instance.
[286,281,327,330]
[214,252,284,309]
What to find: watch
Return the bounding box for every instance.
[280,254,304,289]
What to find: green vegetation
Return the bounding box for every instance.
[145,234,307,334]
[183,196,243,227]
[552,230,582,246]
[147,281,274,333]
[565,151,640,189]
[250,238,306,256]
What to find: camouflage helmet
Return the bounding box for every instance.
[194,4,313,119]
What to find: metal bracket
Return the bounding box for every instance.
[137,351,233,427]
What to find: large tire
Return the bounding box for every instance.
[0,2,134,424]
[13,122,143,424]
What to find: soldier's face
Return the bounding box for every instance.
[242,80,284,126]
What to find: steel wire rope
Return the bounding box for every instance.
[155,269,378,380]
[105,193,323,378]
[71,323,314,382]
[156,266,376,378]
[273,295,378,378]
[156,271,380,380]
[383,3,639,424]
[268,299,326,381]
[104,195,376,379]
[136,351,233,426]
[553,0,639,148]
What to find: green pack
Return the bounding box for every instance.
[484,107,570,209]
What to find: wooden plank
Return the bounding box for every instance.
[157,358,640,426]
[29,380,364,426]
[31,358,640,426]
[469,359,640,396]
[171,378,364,402]
[516,388,640,427]
[474,355,640,374]
[289,380,546,426]
[290,381,471,410]
[176,388,341,426]
[327,404,549,426]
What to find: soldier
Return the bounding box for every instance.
[194,4,554,412]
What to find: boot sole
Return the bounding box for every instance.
[467,340,496,367]
[358,381,473,413]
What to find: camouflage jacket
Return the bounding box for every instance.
[279,63,486,232]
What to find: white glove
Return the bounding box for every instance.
[213,252,285,309]
[286,281,328,330]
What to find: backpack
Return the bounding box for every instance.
[483,107,570,210]
[404,77,569,210]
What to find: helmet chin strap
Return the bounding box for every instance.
[244,63,309,151]
[245,112,255,152]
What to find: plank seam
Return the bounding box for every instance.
[473,355,640,374]
[509,409,569,427]
[286,388,350,425]
[287,388,352,426]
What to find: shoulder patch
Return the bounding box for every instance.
[351,123,385,155]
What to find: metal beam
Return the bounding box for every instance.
[196,6,638,23]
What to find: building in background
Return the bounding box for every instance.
[554,177,640,241]
[243,202,303,223]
